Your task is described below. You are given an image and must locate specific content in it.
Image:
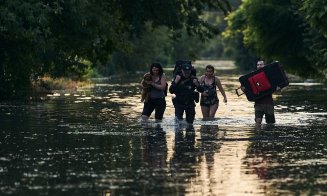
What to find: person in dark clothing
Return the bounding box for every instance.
[242,60,278,124]
[254,92,275,124]
[253,60,276,124]
[169,63,204,124]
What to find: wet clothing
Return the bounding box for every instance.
[142,76,166,120]
[150,78,165,99]
[200,76,219,107]
[169,75,204,124]
[254,94,275,123]
[142,98,166,120]
[254,94,273,105]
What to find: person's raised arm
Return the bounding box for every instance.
[169,75,181,94]
[193,77,204,93]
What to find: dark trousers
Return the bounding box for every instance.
[142,98,166,120]
[174,104,196,124]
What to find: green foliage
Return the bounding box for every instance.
[99,25,173,75]
[171,29,207,61]
[224,0,327,79]
[0,0,232,99]
[99,25,207,76]
[116,0,231,40]
[300,0,327,79]
[223,3,259,70]
[301,0,327,37]
[0,0,127,99]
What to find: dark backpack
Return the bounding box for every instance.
[173,60,196,78]
[248,71,271,94]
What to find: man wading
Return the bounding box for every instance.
[169,63,204,125]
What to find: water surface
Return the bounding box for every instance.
[1,61,327,195]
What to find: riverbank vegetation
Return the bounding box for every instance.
[1,0,326,100]
[224,0,327,79]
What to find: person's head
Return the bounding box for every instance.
[150,62,163,76]
[205,65,215,77]
[256,60,265,69]
[181,63,192,78]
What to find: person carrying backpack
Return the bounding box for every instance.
[241,60,280,124]
[169,63,204,125]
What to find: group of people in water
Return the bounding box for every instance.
[140,60,276,125]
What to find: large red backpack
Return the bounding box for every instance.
[248,71,271,94]
[237,61,289,101]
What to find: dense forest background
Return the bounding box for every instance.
[1,0,327,99]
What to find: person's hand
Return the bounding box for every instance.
[192,78,199,86]
[240,86,245,92]
[223,97,227,103]
[276,86,281,91]
[174,75,181,83]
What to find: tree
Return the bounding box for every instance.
[224,0,327,79]
[300,0,327,79]
[0,0,231,99]
[0,0,126,98]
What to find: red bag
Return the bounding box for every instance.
[248,71,271,94]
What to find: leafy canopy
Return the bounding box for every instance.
[0,0,231,98]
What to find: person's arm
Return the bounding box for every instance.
[151,74,167,91]
[169,75,181,94]
[193,77,204,93]
[216,76,227,103]
[272,85,282,95]
[198,75,209,96]
[198,75,204,84]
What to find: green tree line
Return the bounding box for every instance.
[224,0,327,79]
[2,0,327,100]
[0,0,231,99]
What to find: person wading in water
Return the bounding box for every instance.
[198,65,227,120]
[169,63,204,125]
[141,62,167,122]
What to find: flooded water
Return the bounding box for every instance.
[1,60,327,195]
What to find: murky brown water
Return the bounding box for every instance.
[1,60,327,195]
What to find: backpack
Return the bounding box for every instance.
[247,71,271,94]
[173,60,196,78]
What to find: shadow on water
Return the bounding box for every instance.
[1,61,327,195]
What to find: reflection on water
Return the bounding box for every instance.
[1,61,327,195]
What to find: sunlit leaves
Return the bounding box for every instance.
[224,0,326,78]
[301,0,327,38]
